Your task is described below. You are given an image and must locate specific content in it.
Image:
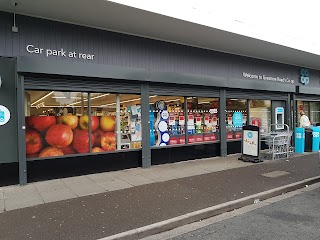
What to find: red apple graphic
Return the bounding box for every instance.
[26,130,43,154]
[45,124,73,148]
[25,118,32,130]
[39,147,64,158]
[57,115,79,129]
[101,132,116,151]
[27,116,56,132]
[100,116,116,132]
[92,147,105,153]
[79,116,99,132]
[72,129,93,153]
[93,129,104,147]
[61,145,76,155]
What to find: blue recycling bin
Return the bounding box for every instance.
[295,127,305,153]
[311,126,320,152]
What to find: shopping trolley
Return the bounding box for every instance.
[263,124,293,160]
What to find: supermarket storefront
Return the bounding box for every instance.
[0,11,319,185]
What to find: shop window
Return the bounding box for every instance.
[310,102,320,125]
[298,101,320,126]
[297,100,303,127]
[90,93,117,152]
[249,100,271,133]
[25,91,89,158]
[119,94,141,150]
[151,96,185,146]
[226,99,247,140]
[90,93,142,151]
[186,97,219,144]
[25,91,142,159]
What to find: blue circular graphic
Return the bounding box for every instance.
[232,112,243,127]
[247,132,253,138]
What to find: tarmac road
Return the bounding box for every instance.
[170,186,320,240]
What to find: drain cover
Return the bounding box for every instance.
[261,171,290,178]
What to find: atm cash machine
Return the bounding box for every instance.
[275,107,284,130]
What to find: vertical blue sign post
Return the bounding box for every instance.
[295,128,305,153]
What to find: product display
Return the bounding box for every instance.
[152,97,220,146]
[186,97,220,143]
[127,104,142,148]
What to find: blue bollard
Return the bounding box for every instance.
[295,127,305,153]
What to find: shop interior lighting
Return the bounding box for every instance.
[165,98,181,102]
[31,105,109,108]
[121,98,141,103]
[35,94,185,108]
[52,96,81,99]
[31,91,54,106]
[90,93,110,100]
[67,93,110,106]
[101,97,142,107]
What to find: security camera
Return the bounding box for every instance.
[11,0,18,7]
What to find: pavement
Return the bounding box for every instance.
[0,152,319,240]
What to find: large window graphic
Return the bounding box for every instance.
[25,91,142,159]
[25,91,89,158]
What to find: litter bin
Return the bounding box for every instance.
[305,128,313,152]
[295,127,305,153]
[311,126,320,152]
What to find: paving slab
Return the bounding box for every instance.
[98,179,134,191]
[66,184,105,197]
[4,194,44,211]
[87,172,119,184]
[116,174,156,186]
[109,170,139,179]
[61,175,107,197]
[0,191,3,200]
[181,167,211,175]
[40,188,78,203]
[3,184,39,197]
[33,179,68,193]
[61,175,96,186]
[159,169,198,179]
[137,169,176,182]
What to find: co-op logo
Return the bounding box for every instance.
[300,68,310,85]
